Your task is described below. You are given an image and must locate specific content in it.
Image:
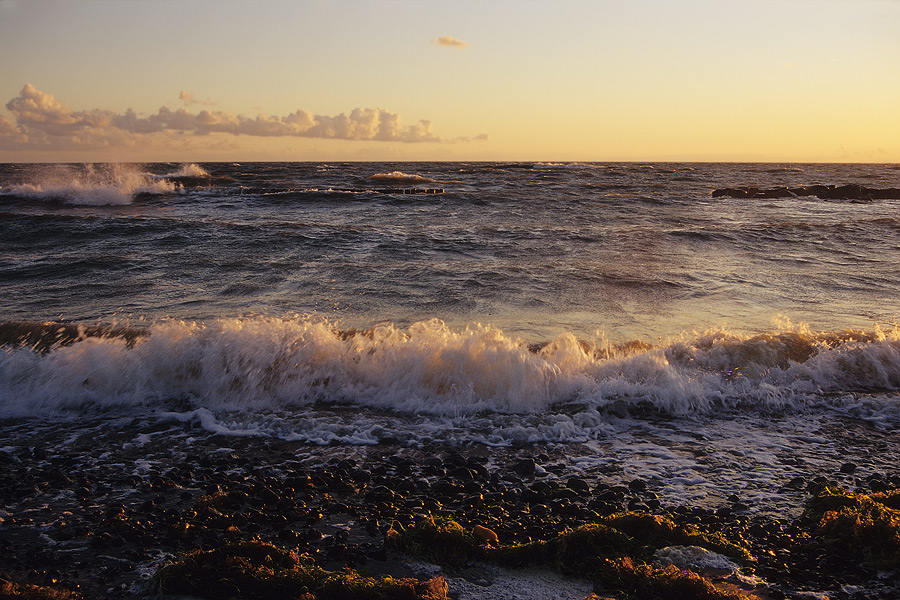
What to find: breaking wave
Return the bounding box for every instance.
[0,163,181,205]
[1,316,899,434]
[368,171,435,184]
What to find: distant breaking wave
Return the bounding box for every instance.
[368,171,435,184]
[0,163,195,205]
[166,163,210,178]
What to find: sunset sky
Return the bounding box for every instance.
[1,0,898,162]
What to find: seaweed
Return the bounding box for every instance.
[396,515,758,600]
[151,540,448,600]
[389,518,483,570]
[801,483,900,571]
[0,579,81,600]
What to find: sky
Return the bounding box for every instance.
[0,0,898,162]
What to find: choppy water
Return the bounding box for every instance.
[1,161,899,455]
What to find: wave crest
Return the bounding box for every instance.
[0,163,178,205]
[368,171,435,184]
[1,316,899,427]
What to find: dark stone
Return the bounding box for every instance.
[512,458,537,477]
[448,466,475,480]
[627,479,647,493]
[47,468,72,487]
[551,487,579,500]
[350,469,372,483]
[627,499,649,511]
[712,185,900,200]
[840,462,858,474]
[565,477,591,494]
[431,479,459,495]
[365,486,395,502]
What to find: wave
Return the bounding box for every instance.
[1,316,899,426]
[0,163,179,205]
[368,171,435,184]
[166,163,210,178]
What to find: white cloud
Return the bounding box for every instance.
[0,84,488,152]
[433,35,469,49]
[179,90,219,108]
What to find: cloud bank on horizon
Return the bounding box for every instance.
[0,84,487,153]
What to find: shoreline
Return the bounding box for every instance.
[1,416,898,599]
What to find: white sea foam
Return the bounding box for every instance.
[368,171,434,183]
[2,163,178,205]
[1,316,899,443]
[166,163,210,178]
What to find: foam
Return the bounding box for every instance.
[166,163,210,178]
[368,171,435,184]
[1,316,899,442]
[1,163,178,205]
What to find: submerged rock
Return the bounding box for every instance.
[712,185,900,200]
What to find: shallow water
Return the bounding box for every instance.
[1,161,899,504]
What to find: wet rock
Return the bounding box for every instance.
[628,479,647,493]
[472,524,498,545]
[566,477,591,494]
[448,466,475,480]
[627,499,649,512]
[350,469,371,484]
[712,185,900,200]
[512,458,537,477]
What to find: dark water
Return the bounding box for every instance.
[3,160,900,597]
[2,162,899,339]
[1,161,899,453]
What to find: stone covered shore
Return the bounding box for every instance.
[1,416,899,600]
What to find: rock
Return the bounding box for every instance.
[512,458,537,477]
[627,479,647,493]
[566,477,591,494]
[627,499,649,511]
[712,185,900,200]
[472,524,498,545]
[448,466,475,480]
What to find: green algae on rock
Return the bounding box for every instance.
[151,540,448,600]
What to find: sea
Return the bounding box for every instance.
[1,161,900,518]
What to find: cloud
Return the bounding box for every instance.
[433,35,468,49]
[179,90,217,107]
[1,84,487,151]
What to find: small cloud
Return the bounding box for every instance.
[433,35,468,49]
[449,133,490,144]
[179,90,217,107]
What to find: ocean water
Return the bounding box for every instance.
[1,161,900,514]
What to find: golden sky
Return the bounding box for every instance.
[1,0,898,162]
